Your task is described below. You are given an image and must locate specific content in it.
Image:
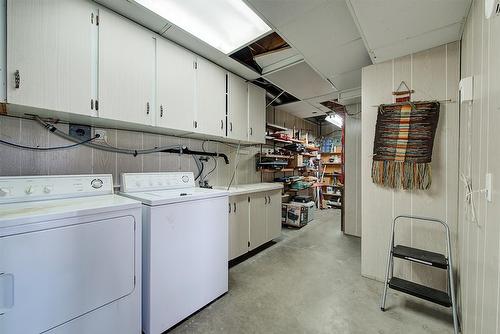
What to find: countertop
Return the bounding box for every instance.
[215,183,283,196]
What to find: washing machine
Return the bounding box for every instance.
[0,174,142,334]
[119,172,229,334]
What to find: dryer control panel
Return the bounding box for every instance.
[0,175,113,203]
[121,172,195,193]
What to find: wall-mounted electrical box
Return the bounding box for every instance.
[459,76,474,104]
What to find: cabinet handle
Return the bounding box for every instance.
[221,120,224,130]
[160,105,164,117]
[268,196,271,204]
[264,196,267,205]
[230,122,233,132]
[91,99,94,110]
[229,203,231,213]
[234,202,236,213]
[250,127,253,136]
[14,70,20,89]
[146,102,150,115]
[194,121,198,128]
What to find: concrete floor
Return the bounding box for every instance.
[169,210,455,334]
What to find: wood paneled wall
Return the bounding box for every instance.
[0,114,261,188]
[266,106,319,136]
[361,42,460,291]
[344,104,362,237]
[459,1,500,332]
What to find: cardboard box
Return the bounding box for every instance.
[290,201,315,222]
[288,154,304,168]
[282,203,308,227]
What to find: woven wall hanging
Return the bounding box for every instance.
[372,101,440,190]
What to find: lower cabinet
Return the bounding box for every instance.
[228,189,282,261]
[228,195,250,260]
[249,192,267,251]
[266,190,282,240]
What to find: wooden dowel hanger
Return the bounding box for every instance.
[370,99,454,108]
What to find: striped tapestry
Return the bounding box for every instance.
[372,101,440,190]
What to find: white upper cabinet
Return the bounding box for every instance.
[6,2,267,144]
[7,0,96,116]
[248,83,266,144]
[156,39,196,132]
[98,8,155,126]
[227,74,249,141]
[195,57,226,136]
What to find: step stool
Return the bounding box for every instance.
[380,215,459,334]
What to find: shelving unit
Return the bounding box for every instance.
[259,123,320,202]
[318,150,344,212]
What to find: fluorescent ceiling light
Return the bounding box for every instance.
[325,114,343,128]
[135,0,271,54]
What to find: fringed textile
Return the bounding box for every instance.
[371,101,440,190]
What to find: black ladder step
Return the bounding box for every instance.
[388,277,452,307]
[393,245,448,269]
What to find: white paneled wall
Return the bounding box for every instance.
[361,42,460,290]
[0,115,261,188]
[459,0,500,332]
[344,104,362,237]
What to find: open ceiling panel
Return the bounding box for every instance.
[252,77,300,107]
[247,0,372,92]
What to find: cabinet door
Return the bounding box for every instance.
[266,190,282,240]
[228,73,249,141]
[195,57,226,136]
[157,39,196,131]
[228,195,250,260]
[248,83,266,144]
[98,8,155,126]
[249,193,267,251]
[7,0,96,116]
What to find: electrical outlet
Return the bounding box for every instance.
[94,129,107,142]
[69,124,91,141]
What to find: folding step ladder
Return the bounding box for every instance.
[380,215,459,334]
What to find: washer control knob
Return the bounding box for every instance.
[0,188,10,197]
[43,186,53,194]
[182,175,189,183]
[25,185,34,195]
[135,181,142,187]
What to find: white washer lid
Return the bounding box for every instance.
[118,187,229,206]
[0,194,141,230]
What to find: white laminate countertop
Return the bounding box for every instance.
[215,183,283,196]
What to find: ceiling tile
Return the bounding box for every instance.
[348,0,471,63]
[245,0,328,28]
[276,101,325,118]
[370,22,464,63]
[329,68,362,91]
[308,39,371,78]
[254,48,302,70]
[276,1,361,52]
[264,61,336,100]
